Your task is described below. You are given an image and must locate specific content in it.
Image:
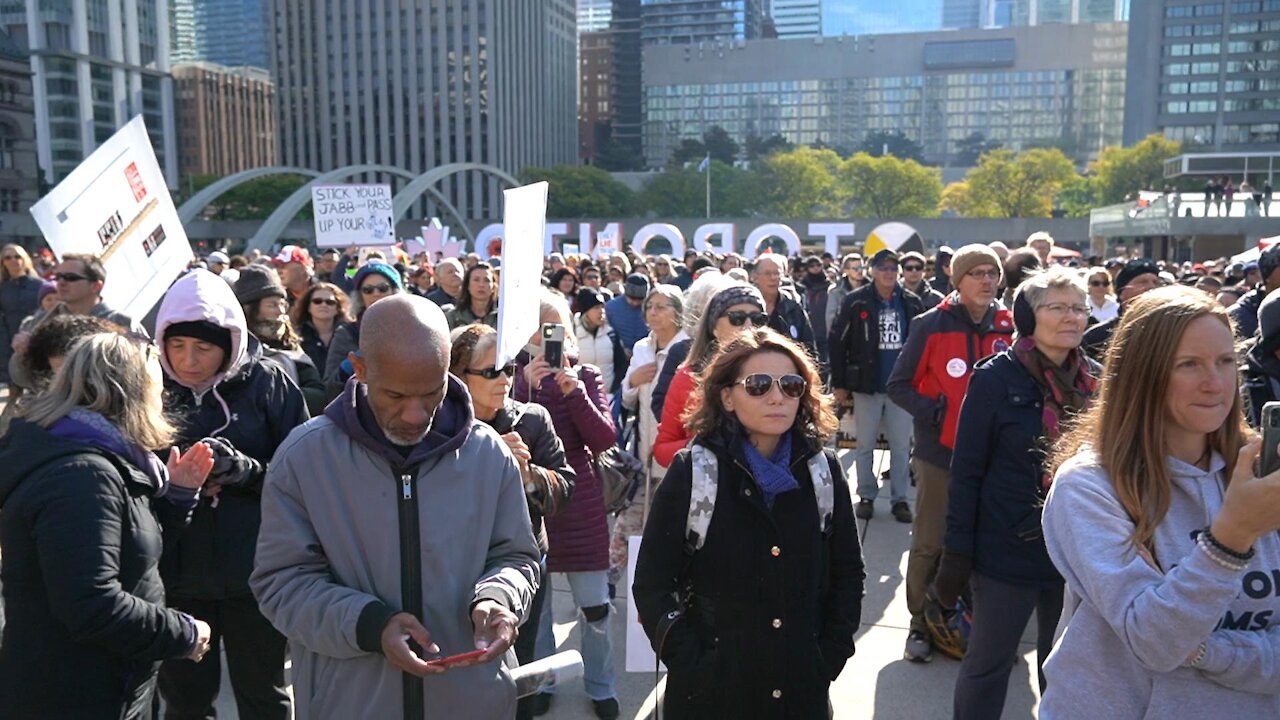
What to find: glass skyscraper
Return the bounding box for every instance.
[640,0,769,45]
[772,0,822,37]
[172,0,271,70]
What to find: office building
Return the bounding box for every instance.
[580,0,613,31]
[172,0,271,71]
[944,0,1126,27]
[772,0,822,37]
[826,2,943,35]
[610,0,645,163]
[643,22,1128,167]
[271,0,577,220]
[641,0,769,45]
[1124,0,1280,150]
[0,0,176,185]
[174,63,276,177]
[580,31,614,162]
[0,29,38,217]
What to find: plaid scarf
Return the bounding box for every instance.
[1012,337,1097,494]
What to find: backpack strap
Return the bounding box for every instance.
[808,451,835,536]
[685,443,719,553]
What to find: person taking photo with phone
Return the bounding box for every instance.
[1041,285,1280,718]
[252,295,540,720]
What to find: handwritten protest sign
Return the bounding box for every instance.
[311,184,395,247]
[30,115,192,320]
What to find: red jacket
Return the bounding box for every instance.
[653,366,696,468]
[886,294,1014,469]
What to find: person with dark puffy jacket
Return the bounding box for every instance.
[153,270,308,720]
[515,290,620,719]
[0,333,215,719]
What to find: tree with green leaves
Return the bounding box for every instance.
[938,148,1079,218]
[520,165,638,217]
[859,130,926,164]
[952,132,1003,167]
[179,173,315,220]
[1089,133,1182,205]
[841,153,942,218]
[702,126,740,165]
[755,147,845,216]
[744,132,793,162]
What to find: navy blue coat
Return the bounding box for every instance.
[946,349,1095,586]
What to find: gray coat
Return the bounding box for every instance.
[251,376,541,720]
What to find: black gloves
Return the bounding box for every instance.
[931,550,973,608]
[200,437,261,488]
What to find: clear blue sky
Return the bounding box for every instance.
[822,0,944,36]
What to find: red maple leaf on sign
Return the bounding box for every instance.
[125,162,147,202]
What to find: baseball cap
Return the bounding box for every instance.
[870,249,899,268]
[207,250,230,266]
[271,245,312,268]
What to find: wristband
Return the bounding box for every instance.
[1203,528,1255,561]
[1197,532,1250,571]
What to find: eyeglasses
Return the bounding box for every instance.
[1089,279,1110,287]
[734,373,807,399]
[1038,303,1090,318]
[311,297,338,306]
[55,272,90,283]
[902,264,924,272]
[360,283,394,295]
[724,310,768,327]
[845,264,864,272]
[965,269,1001,280]
[464,363,517,380]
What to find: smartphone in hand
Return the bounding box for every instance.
[424,649,487,668]
[542,323,565,369]
[1260,401,1280,476]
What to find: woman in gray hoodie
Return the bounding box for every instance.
[1041,285,1280,718]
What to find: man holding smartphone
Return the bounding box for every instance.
[251,294,540,720]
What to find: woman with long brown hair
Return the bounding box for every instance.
[1041,285,1280,718]
[633,327,864,719]
[289,281,351,372]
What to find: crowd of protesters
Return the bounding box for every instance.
[3,226,1280,720]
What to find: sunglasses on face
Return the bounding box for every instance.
[311,297,338,306]
[734,373,807,399]
[55,272,90,283]
[846,264,864,272]
[902,264,924,272]
[464,363,517,380]
[360,283,394,295]
[724,310,769,327]
[1089,279,1110,287]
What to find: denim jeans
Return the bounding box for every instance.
[852,392,913,504]
[533,569,617,701]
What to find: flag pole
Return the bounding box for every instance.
[705,152,711,219]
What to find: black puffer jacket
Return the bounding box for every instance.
[633,430,864,720]
[764,289,818,361]
[1242,339,1280,428]
[485,398,577,554]
[0,420,195,719]
[160,337,308,598]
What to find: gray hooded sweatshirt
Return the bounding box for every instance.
[250,375,540,720]
[1042,450,1280,719]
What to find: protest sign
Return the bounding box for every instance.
[626,535,665,672]
[593,226,619,259]
[495,182,547,368]
[311,184,395,248]
[30,115,193,321]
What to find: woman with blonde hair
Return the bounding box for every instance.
[1084,266,1118,322]
[0,332,215,718]
[0,244,42,385]
[634,327,864,718]
[1041,285,1280,718]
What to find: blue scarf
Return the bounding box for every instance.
[47,409,195,508]
[742,432,798,504]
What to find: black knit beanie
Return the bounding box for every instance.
[165,320,233,360]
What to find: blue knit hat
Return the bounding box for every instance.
[353,261,403,292]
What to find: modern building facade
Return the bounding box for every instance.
[174,63,276,178]
[172,0,271,70]
[271,0,577,220]
[944,0,1126,27]
[826,2,943,35]
[1124,0,1280,151]
[580,31,615,162]
[771,0,821,37]
[0,29,39,219]
[579,0,613,31]
[640,0,769,45]
[1,0,177,186]
[643,22,1128,167]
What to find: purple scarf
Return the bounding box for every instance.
[1012,337,1097,493]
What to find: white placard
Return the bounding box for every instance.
[30,115,193,322]
[311,184,395,248]
[496,182,548,368]
[626,535,665,673]
[594,226,619,259]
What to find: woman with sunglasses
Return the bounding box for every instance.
[634,327,863,719]
[0,244,41,388]
[323,262,401,396]
[1086,267,1119,323]
[444,262,498,330]
[289,282,352,373]
[0,333,217,719]
[653,283,767,468]
[450,324,575,720]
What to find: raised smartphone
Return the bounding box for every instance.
[542,323,565,369]
[1260,401,1280,476]
[424,649,486,668]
